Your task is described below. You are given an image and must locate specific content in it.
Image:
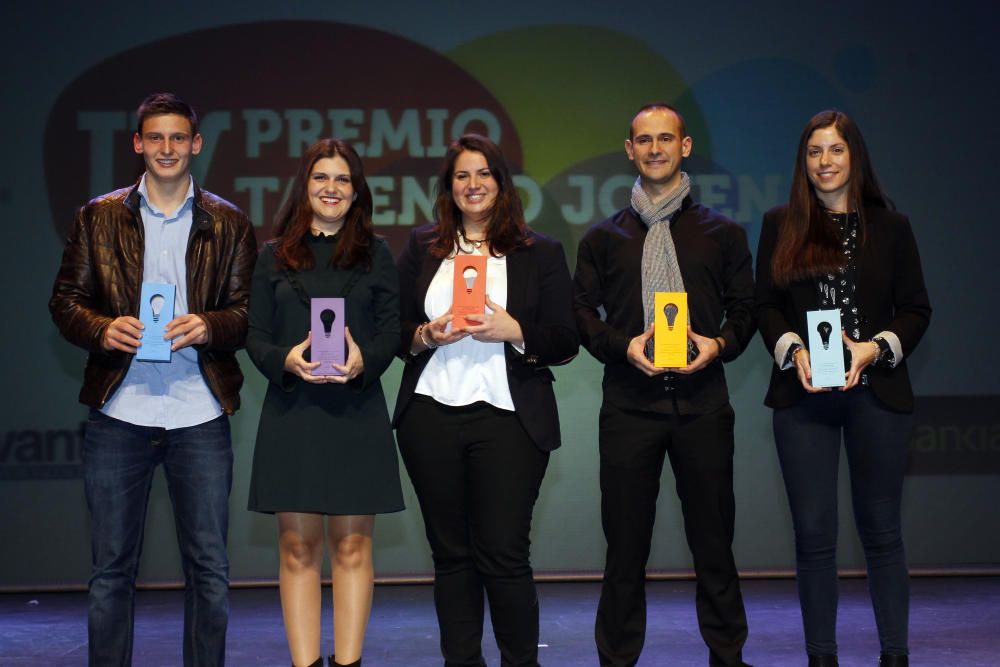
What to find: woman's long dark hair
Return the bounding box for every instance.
[272,138,375,271]
[770,110,893,286]
[429,134,531,259]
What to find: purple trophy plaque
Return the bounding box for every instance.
[311,297,345,376]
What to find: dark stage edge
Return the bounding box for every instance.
[2,578,996,665]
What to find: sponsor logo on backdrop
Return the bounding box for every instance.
[0,423,84,480]
[908,396,1000,475]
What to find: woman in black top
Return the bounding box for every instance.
[755,111,931,667]
[247,139,403,667]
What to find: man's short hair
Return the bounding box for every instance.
[629,102,687,140]
[136,93,199,136]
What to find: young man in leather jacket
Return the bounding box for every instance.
[49,92,256,666]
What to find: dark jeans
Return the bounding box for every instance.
[397,397,550,667]
[596,401,749,667]
[773,388,912,657]
[83,409,233,667]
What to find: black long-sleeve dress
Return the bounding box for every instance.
[247,234,404,515]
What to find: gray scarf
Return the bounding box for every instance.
[633,172,690,333]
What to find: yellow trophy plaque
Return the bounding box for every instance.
[654,291,688,368]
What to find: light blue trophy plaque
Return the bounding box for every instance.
[806,308,845,388]
[136,282,176,362]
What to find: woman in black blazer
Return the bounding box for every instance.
[393,134,578,667]
[755,111,931,667]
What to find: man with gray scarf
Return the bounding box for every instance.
[573,103,755,667]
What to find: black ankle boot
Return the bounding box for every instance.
[808,656,838,667]
[328,657,360,667]
[293,659,323,667]
[878,655,908,667]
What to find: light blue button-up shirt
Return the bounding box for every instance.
[102,174,222,429]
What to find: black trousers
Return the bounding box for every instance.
[596,401,749,667]
[397,397,550,667]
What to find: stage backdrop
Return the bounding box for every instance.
[1,1,997,588]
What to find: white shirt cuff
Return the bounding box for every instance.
[874,330,903,368]
[774,331,805,370]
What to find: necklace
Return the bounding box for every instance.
[458,227,487,250]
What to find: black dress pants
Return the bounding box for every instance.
[398,397,550,667]
[596,401,749,667]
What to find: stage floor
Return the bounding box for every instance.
[2,577,996,665]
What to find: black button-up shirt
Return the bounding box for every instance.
[573,197,756,415]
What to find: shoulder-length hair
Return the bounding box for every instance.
[429,134,531,259]
[272,138,375,272]
[770,110,893,286]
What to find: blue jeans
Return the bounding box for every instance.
[83,409,233,667]
[774,388,912,657]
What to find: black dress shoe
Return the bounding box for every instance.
[808,656,838,667]
[878,655,908,667]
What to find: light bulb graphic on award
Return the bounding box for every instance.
[817,321,833,350]
[319,309,336,339]
[149,294,166,323]
[462,266,478,295]
[663,302,679,331]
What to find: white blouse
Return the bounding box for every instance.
[414,248,515,411]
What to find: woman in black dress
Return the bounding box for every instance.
[393,134,578,667]
[247,138,403,667]
[755,111,931,667]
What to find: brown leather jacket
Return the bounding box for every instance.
[49,180,258,414]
